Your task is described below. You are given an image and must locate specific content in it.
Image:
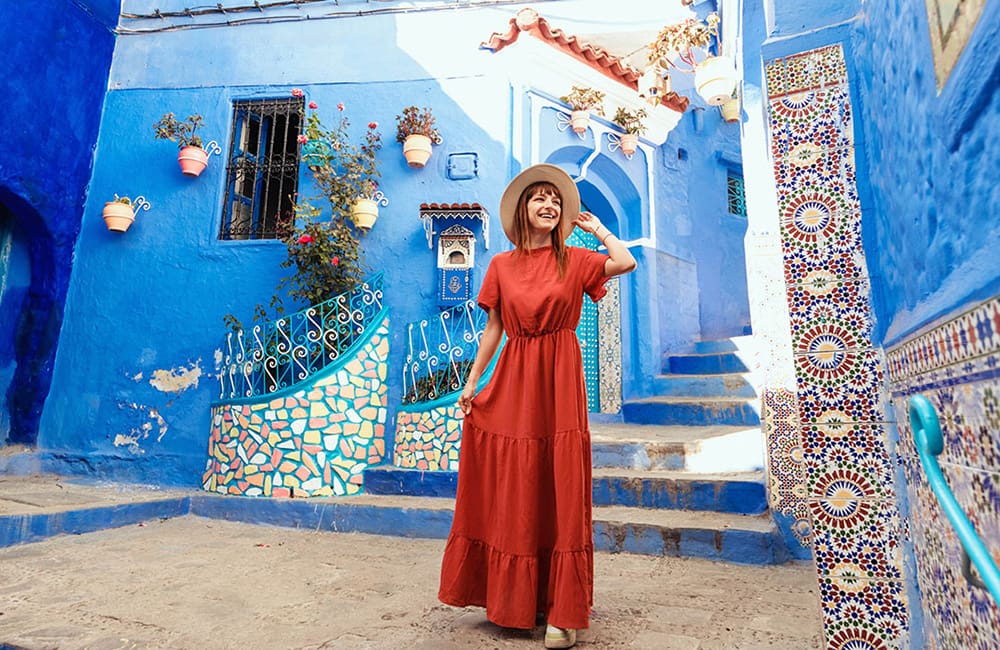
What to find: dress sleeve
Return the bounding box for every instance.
[477,256,501,312]
[576,247,611,302]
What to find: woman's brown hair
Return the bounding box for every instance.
[511,181,569,278]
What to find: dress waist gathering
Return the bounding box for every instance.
[506,327,575,340]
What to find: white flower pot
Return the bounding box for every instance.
[695,56,737,106]
[570,110,590,134]
[402,134,433,168]
[351,198,379,230]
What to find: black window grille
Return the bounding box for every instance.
[727,169,747,217]
[219,97,304,240]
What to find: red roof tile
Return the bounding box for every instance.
[481,8,689,113]
[419,203,486,211]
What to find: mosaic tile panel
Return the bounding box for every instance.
[767,42,908,646]
[598,277,623,413]
[794,349,887,424]
[768,85,854,159]
[787,279,874,352]
[885,297,1000,382]
[810,498,903,580]
[885,297,1000,647]
[762,387,811,546]
[393,404,463,471]
[202,318,390,498]
[818,577,909,649]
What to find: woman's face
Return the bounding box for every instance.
[525,187,562,236]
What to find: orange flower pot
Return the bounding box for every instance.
[570,110,591,134]
[620,133,639,156]
[102,202,136,232]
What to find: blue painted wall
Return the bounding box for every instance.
[0,2,115,445]
[852,1,1000,346]
[23,2,751,484]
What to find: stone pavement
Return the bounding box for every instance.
[0,476,823,649]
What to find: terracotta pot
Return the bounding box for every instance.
[351,198,379,230]
[695,55,737,106]
[620,133,639,156]
[102,202,135,232]
[720,97,740,123]
[177,145,209,177]
[402,134,433,168]
[570,110,590,134]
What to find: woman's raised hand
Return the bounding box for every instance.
[572,211,604,236]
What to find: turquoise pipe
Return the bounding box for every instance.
[909,394,1000,604]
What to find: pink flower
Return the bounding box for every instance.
[331,256,340,266]
[337,103,345,111]
[368,121,378,130]
[297,134,308,144]
[308,101,318,109]
[298,234,314,244]
[291,88,304,97]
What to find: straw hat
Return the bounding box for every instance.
[499,163,580,244]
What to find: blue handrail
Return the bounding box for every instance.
[909,395,1000,604]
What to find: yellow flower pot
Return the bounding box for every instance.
[351,198,379,230]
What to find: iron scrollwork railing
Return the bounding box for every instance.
[909,395,1000,604]
[218,274,384,401]
[402,300,487,404]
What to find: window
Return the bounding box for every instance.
[219,97,304,240]
[727,169,747,217]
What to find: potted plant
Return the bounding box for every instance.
[720,93,740,123]
[299,101,384,230]
[647,12,736,106]
[611,107,648,156]
[102,195,136,232]
[153,112,209,176]
[559,86,606,133]
[395,106,442,168]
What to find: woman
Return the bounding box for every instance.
[438,164,637,649]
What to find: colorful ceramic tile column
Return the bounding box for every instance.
[765,45,909,646]
[203,318,390,497]
[393,405,464,471]
[886,298,1000,648]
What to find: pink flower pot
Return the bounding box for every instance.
[102,202,135,232]
[177,145,209,177]
[402,134,433,168]
[620,133,639,156]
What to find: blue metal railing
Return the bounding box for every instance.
[909,395,1000,603]
[218,274,384,401]
[402,300,487,404]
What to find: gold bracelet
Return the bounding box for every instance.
[600,230,614,245]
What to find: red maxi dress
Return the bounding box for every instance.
[438,245,610,630]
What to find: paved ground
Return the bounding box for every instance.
[0,475,823,649]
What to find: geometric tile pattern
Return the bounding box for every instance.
[886,297,1000,648]
[202,318,390,498]
[766,44,909,646]
[598,276,623,413]
[393,404,463,472]
[761,387,812,546]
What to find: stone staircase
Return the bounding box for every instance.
[360,339,791,565]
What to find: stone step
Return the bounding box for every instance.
[622,396,761,427]
[593,505,787,564]
[663,351,750,375]
[690,339,739,355]
[591,469,767,514]
[363,466,767,515]
[589,423,765,472]
[650,372,756,399]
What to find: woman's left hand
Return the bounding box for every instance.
[572,211,604,236]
